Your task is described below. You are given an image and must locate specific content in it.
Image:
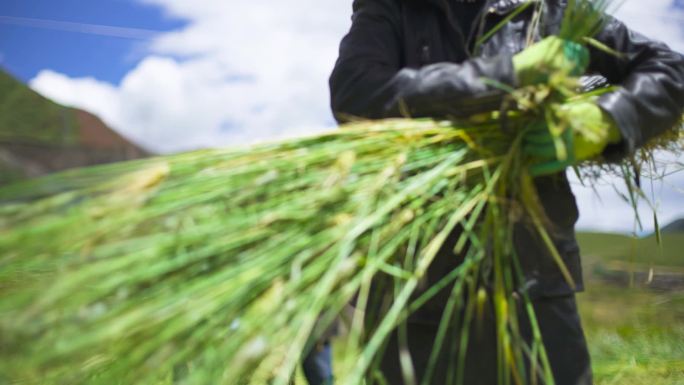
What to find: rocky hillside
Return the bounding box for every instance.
[0,70,148,184]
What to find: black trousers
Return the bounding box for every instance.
[302,342,334,385]
[376,295,592,385]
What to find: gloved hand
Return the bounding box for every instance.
[513,36,590,86]
[523,101,622,176]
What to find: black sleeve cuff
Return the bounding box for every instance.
[597,88,642,161]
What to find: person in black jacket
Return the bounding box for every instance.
[327,0,684,384]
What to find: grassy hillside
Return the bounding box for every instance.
[0,71,78,146]
[0,71,147,185]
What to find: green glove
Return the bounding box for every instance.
[513,36,590,86]
[524,101,622,176]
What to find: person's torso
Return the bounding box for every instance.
[391,0,584,312]
[397,0,562,68]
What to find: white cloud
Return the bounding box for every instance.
[30,70,121,125]
[31,0,352,153]
[28,0,684,231]
[613,0,684,53]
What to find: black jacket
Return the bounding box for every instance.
[329,0,684,306]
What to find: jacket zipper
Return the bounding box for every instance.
[420,43,431,64]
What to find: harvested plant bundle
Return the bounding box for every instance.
[0,117,519,384]
[1,1,682,384]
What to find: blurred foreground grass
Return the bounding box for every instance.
[107,231,684,385]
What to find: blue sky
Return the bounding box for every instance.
[0,0,185,83]
[0,0,683,233]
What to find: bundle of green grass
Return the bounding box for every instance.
[0,1,682,384]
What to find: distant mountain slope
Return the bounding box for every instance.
[577,230,684,268]
[661,218,684,234]
[0,70,148,184]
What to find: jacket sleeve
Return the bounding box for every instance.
[329,0,517,123]
[590,16,684,158]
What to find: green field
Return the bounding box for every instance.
[577,231,684,385]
